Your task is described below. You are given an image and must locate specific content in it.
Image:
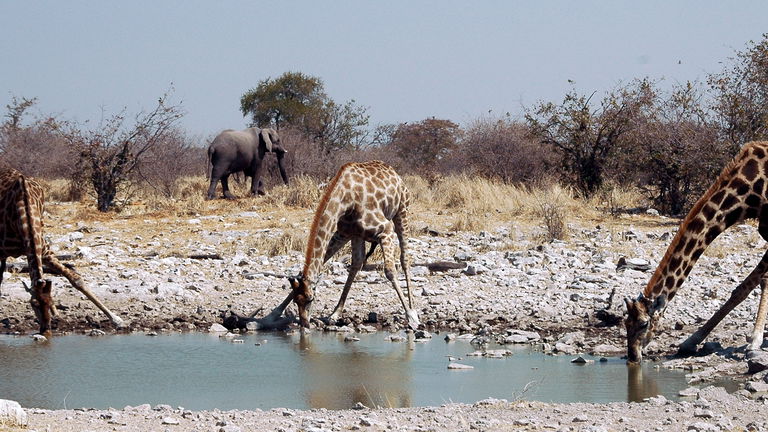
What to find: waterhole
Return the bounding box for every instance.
[1,332,695,410]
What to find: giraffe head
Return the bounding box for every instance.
[288,275,314,328]
[28,279,55,336]
[624,293,667,363]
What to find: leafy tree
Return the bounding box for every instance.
[240,71,369,150]
[526,80,654,196]
[64,91,184,211]
[240,72,326,131]
[626,82,724,214]
[389,118,461,174]
[709,33,768,147]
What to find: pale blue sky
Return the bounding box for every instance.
[1,1,766,138]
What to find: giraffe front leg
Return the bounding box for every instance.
[249,290,296,329]
[393,211,414,309]
[328,238,365,323]
[45,256,125,328]
[678,249,768,356]
[380,228,420,329]
[748,276,768,352]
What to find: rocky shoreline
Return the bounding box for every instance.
[4,202,768,430]
[8,386,768,432]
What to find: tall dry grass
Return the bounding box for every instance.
[36,174,648,240]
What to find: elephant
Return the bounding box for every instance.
[206,127,289,199]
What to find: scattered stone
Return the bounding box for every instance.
[444,333,457,342]
[747,352,768,374]
[687,422,719,432]
[694,408,715,418]
[209,323,228,332]
[447,362,474,370]
[31,334,47,342]
[161,416,180,425]
[484,349,512,358]
[746,381,768,392]
[616,257,651,271]
[571,356,593,364]
[679,387,700,397]
[344,335,360,342]
[414,330,432,339]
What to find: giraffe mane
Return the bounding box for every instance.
[302,162,354,274]
[643,147,745,298]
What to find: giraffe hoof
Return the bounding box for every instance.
[111,316,126,328]
[407,310,421,330]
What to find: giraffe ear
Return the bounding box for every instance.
[288,277,299,290]
[624,297,638,317]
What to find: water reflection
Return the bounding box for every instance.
[627,363,660,402]
[295,333,413,409]
[0,333,699,410]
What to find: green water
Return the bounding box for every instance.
[0,332,691,410]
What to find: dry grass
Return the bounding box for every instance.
[261,230,307,256]
[262,175,323,209]
[34,174,650,239]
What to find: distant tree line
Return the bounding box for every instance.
[1,34,767,213]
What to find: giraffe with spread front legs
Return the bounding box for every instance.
[0,168,123,335]
[625,141,768,362]
[263,160,419,329]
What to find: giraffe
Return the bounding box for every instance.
[0,168,124,335]
[262,160,419,329]
[625,141,768,363]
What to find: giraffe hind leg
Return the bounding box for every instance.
[380,227,419,329]
[43,255,125,328]
[748,276,768,351]
[393,211,414,309]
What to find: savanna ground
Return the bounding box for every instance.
[4,175,768,432]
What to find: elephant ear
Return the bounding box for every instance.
[261,129,273,153]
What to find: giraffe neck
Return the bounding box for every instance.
[302,206,341,282]
[645,181,747,301]
[301,167,349,283]
[18,175,44,284]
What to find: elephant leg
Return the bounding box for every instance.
[276,152,289,185]
[206,176,219,200]
[250,162,265,196]
[221,175,236,199]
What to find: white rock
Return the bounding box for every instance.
[447,362,474,370]
[209,323,228,332]
[162,416,180,425]
[0,399,27,426]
